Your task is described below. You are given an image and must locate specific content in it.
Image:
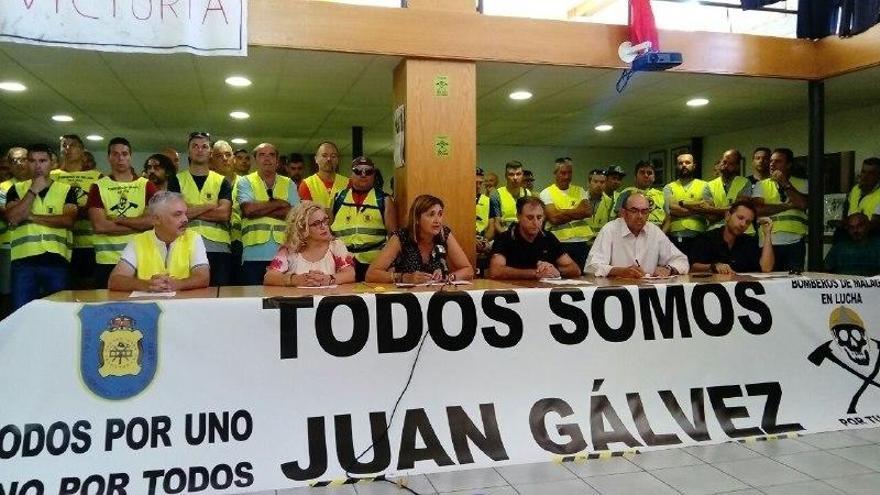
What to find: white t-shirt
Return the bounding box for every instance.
[119,230,209,272]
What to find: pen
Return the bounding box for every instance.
[635,259,640,267]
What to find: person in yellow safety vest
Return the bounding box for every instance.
[143,153,174,191]
[51,135,103,290]
[663,152,709,258]
[298,141,349,209]
[4,143,77,310]
[168,132,234,286]
[752,147,809,272]
[688,149,755,234]
[330,156,397,281]
[586,168,614,245]
[474,168,496,275]
[613,161,667,229]
[490,160,532,235]
[0,147,32,305]
[540,158,593,270]
[843,157,880,234]
[236,142,299,285]
[87,137,158,289]
[604,165,626,201]
[211,140,238,189]
[108,191,210,292]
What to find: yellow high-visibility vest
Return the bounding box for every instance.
[476,194,490,235]
[847,184,880,218]
[132,229,198,280]
[177,170,230,244]
[240,173,292,247]
[331,188,387,264]
[10,180,73,261]
[303,173,348,209]
[50,169,101,248]
[0,178,18,248]
[618,187,666,227]
[667,179,708,234]
[707,176,752,232]
[589,193,613,241]
[543,184,592,241]
[92,177,149,265]
[496,186,531,228]
[757,177,808,236]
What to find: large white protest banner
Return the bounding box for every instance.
[0,0,247,56]
[0,278,878,493]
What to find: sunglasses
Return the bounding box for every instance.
[188,131,211,144]
[352,167,375,177]
[309,218,331,228]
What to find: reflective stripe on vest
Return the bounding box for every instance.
[668,179,708,234]
[177,170,231,244]
[543,184,592,241]
[50,169,101,248]
[848,185,880,218]
[497,186,530,228]
[133,230,197,280]
[707,176,752,232]
[93,177,149,265]
[758,177,808,236]
[476,194,490,235]
[10,180,73,261]
[303,173,348,209]
[240,173,291,247]
[331,188,387,264]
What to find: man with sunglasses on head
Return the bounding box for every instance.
[87,137,158,288]
[299,141,349,209]
[236,143,299,285]
[166,132,234,286]
[331,156,397,281]
[586,191,688,278]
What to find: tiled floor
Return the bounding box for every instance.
[268,428,880,495]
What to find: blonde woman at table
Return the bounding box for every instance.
[264,201,356,287]
[366,194,473,284]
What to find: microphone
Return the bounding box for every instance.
[432,243,449,277]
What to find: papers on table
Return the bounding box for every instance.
[129,291,176,298]
[539,278,594,285]
[394,280,473,288]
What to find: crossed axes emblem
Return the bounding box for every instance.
[110,196,138,217]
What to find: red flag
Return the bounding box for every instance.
[629,0,660,51]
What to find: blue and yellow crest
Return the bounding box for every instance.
[80,303,160,400]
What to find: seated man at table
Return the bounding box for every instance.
[586,191,689,278]
[488,196,581,280]
[108,191,210,292]
[824,213,880,276]
[690,200,774,274]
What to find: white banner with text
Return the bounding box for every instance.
[1,278,879,493]
[0,0,247,56]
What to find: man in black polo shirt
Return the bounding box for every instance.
[690,200,774,274]
[488,196,582,280]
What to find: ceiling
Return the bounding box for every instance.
[1,42,880,159]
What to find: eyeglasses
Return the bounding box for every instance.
[624,207,651,216]
[352,167,375,177]
[309,218,331,228]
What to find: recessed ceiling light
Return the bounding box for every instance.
[225,76,252,87]
[594,124,613,132]
[0,81,26,92]
[229,111,250,120]
[51,114,74,122]
[230,138,248,145]
[509,90,533,101]
[686,98,709,107]
[86,135,103,141]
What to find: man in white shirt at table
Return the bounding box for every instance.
[586,191,689,278]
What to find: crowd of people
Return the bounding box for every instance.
[1,134,879,313]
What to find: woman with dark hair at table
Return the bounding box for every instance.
[366,194,473,284]
[264,201,356,287]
